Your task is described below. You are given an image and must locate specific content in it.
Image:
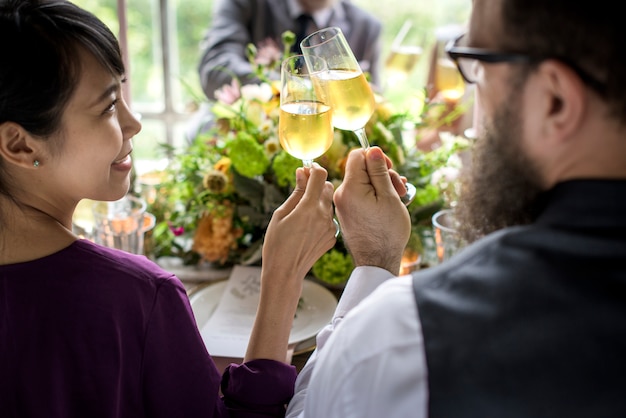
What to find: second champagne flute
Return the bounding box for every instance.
[301,26,417,205]
[278,54,334,168]
[300,26,375,149]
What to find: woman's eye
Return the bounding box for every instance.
[104,99,118,114]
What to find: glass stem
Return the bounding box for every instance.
[302,159,313,168]
[354,127,370,149]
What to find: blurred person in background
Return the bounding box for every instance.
[187,0,382,140]
[198,0,382,99]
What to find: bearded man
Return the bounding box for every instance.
[287,0,626,417]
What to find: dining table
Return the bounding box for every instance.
[177,263,345,373]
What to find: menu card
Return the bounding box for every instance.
[199,265,263,358]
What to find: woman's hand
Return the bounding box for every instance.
[245,163,336,363]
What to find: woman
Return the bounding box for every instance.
[0,1,337,416]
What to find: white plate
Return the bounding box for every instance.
[189,279,337,349]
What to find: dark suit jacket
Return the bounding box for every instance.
[198,0,382,100]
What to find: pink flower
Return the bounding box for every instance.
[168,223,185,237]
[255,39,282,66]
[214,79,241,105]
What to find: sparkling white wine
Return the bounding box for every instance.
[279,101,333,162]
[435,58,465,101]
[319,70,375,131]
[385,45,422,85]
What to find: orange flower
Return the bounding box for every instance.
[214,157,231,174]
[192,202,244,264]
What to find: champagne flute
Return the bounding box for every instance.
[432,25,466,103]
[385,20,423,89]
[300,27,373,148]
[279,54,340,237]
[278,54,334,168]
[301,26,416,205]
[435,55,465,103]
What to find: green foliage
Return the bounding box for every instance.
[312,248,355,286]
[228,132,270,178]
[145,28,470,285]
[273,151,301,189]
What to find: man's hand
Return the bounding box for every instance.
[333,147,411,275]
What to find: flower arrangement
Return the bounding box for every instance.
[144,31,470,286]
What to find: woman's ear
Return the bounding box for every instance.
[0,122,40,168]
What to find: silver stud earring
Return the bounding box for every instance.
[33,160,40,168]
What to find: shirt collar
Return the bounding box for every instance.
[287,0,342,28]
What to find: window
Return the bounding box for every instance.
[74,0,213,174]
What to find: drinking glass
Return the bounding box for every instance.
[433,25,465,103]
[300,27,374,148]
[301,26,416,205]
[279,55,341,237]
[385,20,423,89]
[431,208,465,263]
[278,54,334,167]
[435,56,465,103]
[92,195,156,255]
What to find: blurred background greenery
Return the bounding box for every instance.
[73,0,470,166]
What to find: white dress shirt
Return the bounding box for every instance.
[286,266,429,418]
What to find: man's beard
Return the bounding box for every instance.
[455,97,544,244]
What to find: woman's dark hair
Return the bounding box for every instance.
[0,0,125,137]
[500,0,626,121]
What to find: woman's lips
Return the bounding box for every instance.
[114,154,130,163]
[112,151,132,170]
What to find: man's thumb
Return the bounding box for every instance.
[365,147,395,198]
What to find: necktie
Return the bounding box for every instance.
[293,14,313,54]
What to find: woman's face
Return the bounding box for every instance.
[45,48,141,204]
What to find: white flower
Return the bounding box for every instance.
[264,137,281,157]
[241,82,274,102]
[446,153,463,169]
[431,164,462,208]
[258,119,274,136]
[431,166,460,186]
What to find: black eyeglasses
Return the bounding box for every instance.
[445,34,606,96]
